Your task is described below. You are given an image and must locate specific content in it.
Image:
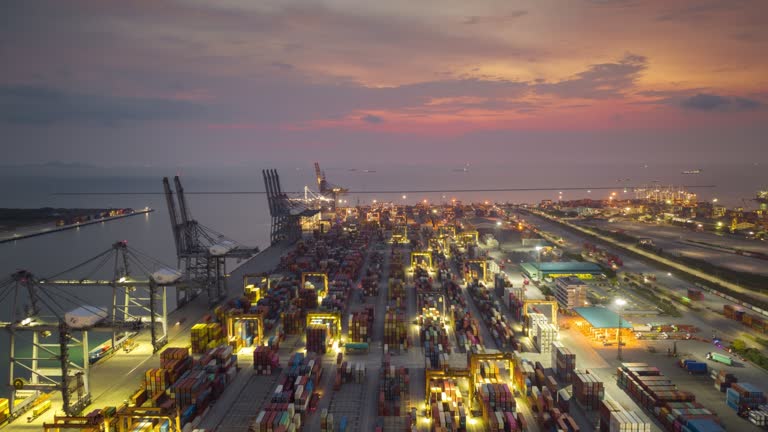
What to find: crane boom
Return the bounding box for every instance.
[162,177,182,256]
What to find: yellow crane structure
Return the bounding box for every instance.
[115,407,181,432]
[301,272,329,298]
[458,230,479,246]
[439,225,456,239]
[425,352,519,414]
[306,312,342,339]
[465,259,491,282]
[391,225,409,244]
[225,312,264,349]
[410,251,433,270]
[523,300,558,326]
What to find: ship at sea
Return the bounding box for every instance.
[681,169,702,174]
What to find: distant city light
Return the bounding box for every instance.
[402,195,407,199]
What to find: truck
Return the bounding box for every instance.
[679,359,708,374]
[706,352,733,366]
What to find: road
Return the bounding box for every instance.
[521,208,768,309]
[581,219,768,275]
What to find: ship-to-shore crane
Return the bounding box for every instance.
[163,176,259,306]
[314,162,348,207]
[0,241,182,419]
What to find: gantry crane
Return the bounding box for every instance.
[263,169,319,245]
[424,352,519,415]
[163,176,259,305]
[0,242,182,419]
[314,162,348,207]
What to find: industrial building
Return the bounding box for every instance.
[573,307,633,343]
[520,261,604,280]
[554,276,588,310]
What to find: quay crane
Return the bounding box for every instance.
[0,241,182,419]
[263,169,319,245]
[163,176,259,306]
[314,162,348,207]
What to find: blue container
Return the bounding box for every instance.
[683,418,726,432]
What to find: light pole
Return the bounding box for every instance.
[535,245,543,281]
[615,298,627,361]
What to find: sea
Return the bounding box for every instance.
[0,161,763,396]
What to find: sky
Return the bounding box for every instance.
[1,0,767,168]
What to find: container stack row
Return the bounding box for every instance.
[466,282,517,349]
[383,306,408,353]
[306,324,330,354]
[348,308,373,343]
[552,341,576,383]
[726,382,765,413]
[253,346,280,375]
[617,362,725,432]
[572,370,604,411]
[723,304,767,333]
[378,354,410,417]
[191,322,224,354]
[333,352,366,390]
[711,369,737,393]
[282,307,305,335]
[250,352,323,432]
[428,378,467,432]
[453,310,483,353]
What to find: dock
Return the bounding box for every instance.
[0,208,155,244]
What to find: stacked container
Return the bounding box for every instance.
[348,310,372,343]
[599,400,624,432]
[378,355,410,417]
[552,342,576,383]
[306,323,330,354]
[712,369,737,392]
[143,368,170,398]
[726,382,765,412]
[428,378,467,432]
[609,410,651,432]
[534,322,557,354]
[282,307,305,335]
[573,370,604,410]
[383,307,408,352]
[253,346,279,375]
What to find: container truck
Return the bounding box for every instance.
[706,352,733,366]
[679,359,708,374]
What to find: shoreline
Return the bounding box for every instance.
[0,208,155,244]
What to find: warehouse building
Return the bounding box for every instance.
[573,307,634,344]
[520,261,604,280]
[554,276,588,310]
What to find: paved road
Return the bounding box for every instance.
[582,219,768,275]
[521,209,768,308]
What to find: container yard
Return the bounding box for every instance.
[8,193,768,432]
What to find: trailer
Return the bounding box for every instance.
[706,352,733,366]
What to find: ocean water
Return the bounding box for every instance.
[0,162,763,396]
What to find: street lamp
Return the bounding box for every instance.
[535,245,543,281]
[615,298,627,361]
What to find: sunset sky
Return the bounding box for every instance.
[2,0,767,167]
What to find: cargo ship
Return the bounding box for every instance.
[681,169,702,174]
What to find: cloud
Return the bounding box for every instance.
[656,1,740,22]
[534,54,647,99]
[361,114,383,123]
[680,93,762,111]
[271,62,295,71]
[463,11,528,25]
[0,84,208,125]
